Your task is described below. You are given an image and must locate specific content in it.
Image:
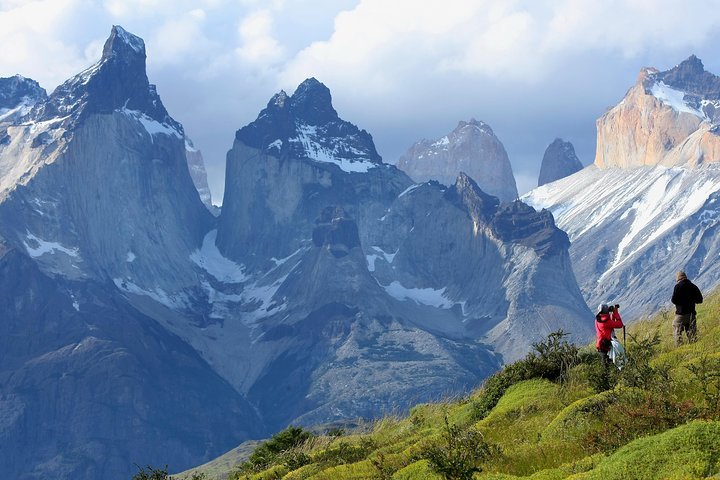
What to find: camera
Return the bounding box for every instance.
[608,304,620,312]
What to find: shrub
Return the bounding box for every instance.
[582,388,695,454]
[685,355,720,419]
[524,330,580,382]
[421,414,498,480]
[473,330,579,420]
[131,466,205,480]
[235,426,312,474]
[619,332,662,390]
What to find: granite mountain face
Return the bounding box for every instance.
[0,27,592,480]
[538,138,583,187]
[0,26,258,480]
[594,55,720,169]
[525,55,720,319]
[396,119,519,202]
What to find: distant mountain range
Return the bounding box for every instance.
[0,26,592,480]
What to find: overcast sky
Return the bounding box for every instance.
[2,0,720,203]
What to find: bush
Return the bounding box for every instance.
[619,332,662,390]
[235,426,312,474]
[524,330,580,382]
[131,466,205,480]
[421,414,498,480]
[685,355,720,419]
[473,330,579,420]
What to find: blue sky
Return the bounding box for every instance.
[2,0,720,203]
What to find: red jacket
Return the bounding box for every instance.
[595,311,624,351]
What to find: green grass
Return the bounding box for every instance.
[186,289,720,480]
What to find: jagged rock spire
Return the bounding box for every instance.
[35,25,177,129]
[538,138,582,186]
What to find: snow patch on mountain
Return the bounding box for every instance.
[650,82,705,118]
[191,230,248,283]
[120,108,182,141]
[382,280,454,309]
[290,123,378,173]
[113,277,189,310]
[23,232,79,258]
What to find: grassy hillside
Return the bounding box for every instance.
[178,290,720,480]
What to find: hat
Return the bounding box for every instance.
[597,304,609,315]
[676,271,687,281]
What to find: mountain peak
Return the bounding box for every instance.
[397,119,518,202]
[675,54,704,75]
[288,78,337,124]
[269,90,289,108]
[233,78,381,169]
[102,25,146,61]
[538,138,582,186]
[444,172,500,224]
[34,25,176,128]
[643,54,720,102]
[455,118,492,134]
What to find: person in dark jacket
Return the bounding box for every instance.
[671,270,703,345]
[595,303,624,365]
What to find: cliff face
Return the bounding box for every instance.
[396,119,519,202]
[595,55,720,169]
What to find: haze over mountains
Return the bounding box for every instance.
[0,26,593,480]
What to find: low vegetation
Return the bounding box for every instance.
[169,290,720,480]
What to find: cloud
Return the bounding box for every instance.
[281,0,720,91]
[236,9,285,65]
[147,9,213,65]
[0,0,108,89]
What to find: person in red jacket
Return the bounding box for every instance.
[595,303,624,365]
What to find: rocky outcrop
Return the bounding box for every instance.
[538,138,583,186]
[396,119,518,202]
[595,55,720,169]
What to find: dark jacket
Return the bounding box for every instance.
[672,278,703,315]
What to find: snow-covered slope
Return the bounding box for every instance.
[525,164,720,318]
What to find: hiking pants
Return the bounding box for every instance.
[673,313,697,345]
